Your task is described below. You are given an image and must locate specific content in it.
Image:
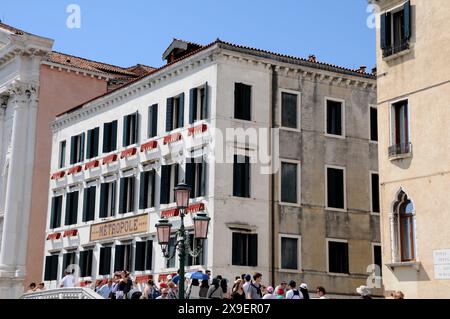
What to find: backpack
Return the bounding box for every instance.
[291,289,300,299]
[250,283,262,298]
[149,288,161,300]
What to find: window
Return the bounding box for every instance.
[119,176,135,214]
[59,141,66,169]
[63,251,76,273]
[381,1,411,58]
[166,94,185,132]
[185,159,208,199]
[114,243,133,272]
[392,191,416,262]
[233,155,250,198]
[186,234,204,266]
[280,162,298,204]
[280,236,299,270]
[44,254,59,281]
[160,164,181,205]
[389,100,410,157]
[370,107,378,142]
[49,195,63,229]
[232,232,257,266]
[371,173,380,214]
[100,181,116,218]
[326,99,344,137]
[328,240,349,274]
[103,120,118,153]
[65,191,79,226]
[148,104,158,138]
[326,167,345,210]
[373,244,382,276]
[79,250,93,277]
[281,92,299,129]
[135,240,153,271]
[166,237,177,269]
[123,112,139,147]
[70,133,85,165]
[82,186,96,222]
[139,170,156,210]
[189,83,209,124]
[86,127,100,160]
[99,246,112,276]
[234,83,251,121]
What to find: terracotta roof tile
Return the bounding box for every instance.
[0,22,25,35]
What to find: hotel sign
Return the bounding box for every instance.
[90,214,149,242]
[434,250,450,280]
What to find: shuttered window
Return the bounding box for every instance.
[166,237,177,269]
[233,155,250,198]
[123,112,139,147]
[326,99,343,136]
[50,195,63,229]
[44,255,59,281]
[100,181,116,218]
[371,173,380,213]
[281,237,298,270]
[370,107,378,142]
[65,191,79,226]
[373,245,382,276]
[327,167,345,210]
[185,234,204,267]
[113,244,132,272]
[135,240,153,271]
[70,133,85,165]
[381,1,411,57]
[281,162,298,204]
[119,176,135,214]
[328,241,349,274]
[59,141,66,169]
[148,104,158,138]
[99,246,112,276]
[79,250,93,277]
[166,94,185,132]
[189,83,209,124]
[281,92,298,129]
[83,186,96,222]
[234,83,251,121]
[86,127,99,159]
[103,120,118,153]
[63,251,76,273]
[160,165,180,205]
[185,159,207,199]
[139,170,156,210]
[232,232,257,267]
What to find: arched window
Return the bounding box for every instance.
[392,190,416,262]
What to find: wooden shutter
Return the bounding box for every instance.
[185,162,196,199]
[111,121,118,151]
[199,161,207,197]
[233,155,242,197]
[86,250,93,277]
[51,255,59,280]
[248,234,258,267]
[92,127,99,158]
[83,189,89,222]
[65,193,72,226]
[51,196,62,229]
[123,115,129,147]
[50,197,57,229]
[70,136,76,165]
[99,184,108,218]
[189,88,197,124]
[403,1,411,40]
[202,82,209,120]
[72,192,79,225]
[134,111,140,144]
[129,177,135,212]
[103,122,111,153]
[114,245,125,272]
[243,85,251,121]
[160,166,171,204]
[119,178,126,214]
[80,133,85,163]
[44,256,52,281]
[79,251,87,277]
[100,247,111,275]
[178,93,185,128]
[135,242,146,271]
[139,172,147,210]
[148,104,158,138]
[86,130,92,159]
[166,98,174,132]
[244,156,250,198]
[150,171,156,208]
[380,13,387,50]
[145,240,153,270]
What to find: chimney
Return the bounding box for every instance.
[358,65,367,74]
[308,55,316,62]
[371,67,377,76]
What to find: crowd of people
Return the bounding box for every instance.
[27,269,406,300]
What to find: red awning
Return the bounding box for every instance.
[46,233,62,241]
[102,154,118,165]
[140,140,158,152]
[188,124,208,137]
[51,171,65,180]
[135,275,153,284]
[161,208,179,218]
[163,132,182,145]
[63,229,78,237]
[161,203,206,218]
[158,273,178,283]
[120,147,137,159]
[85,160,100,170]
[67,166,82,175]
[186,203,206,214]
[80,281,92,287]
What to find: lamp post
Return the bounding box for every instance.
[155,182,210,299]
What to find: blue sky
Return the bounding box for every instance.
[1,0,376,70]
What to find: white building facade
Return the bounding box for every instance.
[44,40,378,295]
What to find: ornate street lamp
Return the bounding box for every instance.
[155,182,210,299]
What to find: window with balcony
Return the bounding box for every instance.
[389,100,411,158]
[70,133,85,165]
[381,1,411,58]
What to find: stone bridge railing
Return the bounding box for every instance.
[20,287,104,299]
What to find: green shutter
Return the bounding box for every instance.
[119,178,126,214]
[80,133,85,163]
[70,136,76,165]
[50,197,56,229]
[139,172,148,210]
[135,242,145,271]
[160,166,170,205]
[65,193,72,226]
[103,122,111,153]
[403,0,411,40]
[123,115,129,147]
[185,162,195,199]
[111,121,118,151]
[79,251,86,277]
[148,104,158,138]
[93,127,99,158]
[86,130,92,159]
[134,111,140,144]
[189,88,197,124]
[44,256,52,281]
[249,234,258,267]
[146,240,153,270]
[83,189,89,222]
[178,93,185,128]
[99,184,107,218]
[202,82,209,120]
[114,245,125,272]
[200,162,207,197]
[150,171,156,208]
[166,98,174,132]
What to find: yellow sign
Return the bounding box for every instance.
[90,214,149,242]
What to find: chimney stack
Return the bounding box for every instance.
[308,55,317,62]
[358,65,367,74]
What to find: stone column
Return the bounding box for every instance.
[0,81,38,298]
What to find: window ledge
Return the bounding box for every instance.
[386,261,421,272]
[324,133,345,140]
[389,152,412,161]
[327,272,350,277]
[382,48,412,62]
[280,127,301,133]
[278,269,303,274]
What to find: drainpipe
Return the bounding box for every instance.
[270,65,278,287]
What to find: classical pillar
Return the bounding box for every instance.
[0,81,38,294]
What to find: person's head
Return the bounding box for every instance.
[266,286,274,294]
[191,279,199,287]
[211,278,220,288]
[234,279,243,290]
[280,281,287,289]
[356,285,371,297]
[205,270,211,277]
[107,279,113,287]
[244,274,251,282]
[316,286,326,297]
[201,279,209,288]
[277,287,285,296]
[393,291,405,299]
[241,274,246,280]
[235,276,240,282]
[160,288,169,298]
[288,280,296,289]
[300,283,308,291]
[38,283,45,289]
[216,275,223,281]
[29,283,36,290]
[253,272,262,283]
[220,278,228,292]
[147,279,155,287]
[168,281,176,289]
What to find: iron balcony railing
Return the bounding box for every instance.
[383,40,410,58]
[388,142,412,158]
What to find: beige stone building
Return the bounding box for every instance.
[372,0,450,298]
